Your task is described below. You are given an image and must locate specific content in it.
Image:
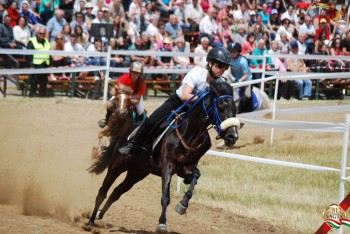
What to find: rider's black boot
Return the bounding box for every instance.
[118,119,149,157]
[137,112,145,122]
[98,108,114,128]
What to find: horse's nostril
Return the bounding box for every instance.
[227,134,235,140]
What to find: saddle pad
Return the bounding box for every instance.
[251,91,259,111]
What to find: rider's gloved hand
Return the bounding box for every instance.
[98,119,107,128]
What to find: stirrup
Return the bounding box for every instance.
[118,142,135,159]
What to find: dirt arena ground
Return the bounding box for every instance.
[0,95,309,234]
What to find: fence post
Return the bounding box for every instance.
[337,114,350,234]
[70,72,76,98]
[315,79,320,101]
[338,114,350,201]
[172,73,177,94]
[103,46,112,102]
[260,51,267,90]
[270,72,279,146]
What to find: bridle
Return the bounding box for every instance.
[203,94,234,137]
[116,92,134,116]
[168,91,237,153]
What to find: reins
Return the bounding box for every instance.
[168,92,234,154]
[166,90,209,126]
[174,113,208,153]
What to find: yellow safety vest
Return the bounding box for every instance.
[29,37,50,66]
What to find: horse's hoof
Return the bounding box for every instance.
[83,222,93,231]
[87,210,102,220]
[156,223,167,233]
[175,202,187,215]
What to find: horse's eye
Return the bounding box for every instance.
[218,101,227,109]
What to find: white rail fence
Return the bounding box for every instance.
[2,48,350,101]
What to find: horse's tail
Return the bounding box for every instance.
[87,137,119,175]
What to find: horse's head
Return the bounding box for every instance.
[207,80,240,147]
[115,84,134,119]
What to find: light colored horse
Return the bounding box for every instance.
[216,70,271,148]
[222,69,271,114]
[233,85,271,113]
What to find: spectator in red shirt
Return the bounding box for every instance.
[242,32,256,56]
[3,1,19,28]
[314,18,330,43]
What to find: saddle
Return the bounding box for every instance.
[132,110,147,122]
[127,114,184,173]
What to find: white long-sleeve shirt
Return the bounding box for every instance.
[13,25,31,45]
[199,15,217,35]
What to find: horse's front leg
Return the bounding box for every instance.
[87,166,122,227]
[157,163,174,233]
[175,166,201,215]
[176,133,210,215]
[99,164,149,216]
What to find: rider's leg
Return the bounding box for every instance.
[118,118,150,156]
[119,94,182,157]
[135,96,145,122]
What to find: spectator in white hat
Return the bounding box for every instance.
[248,10,256,28]
[84,2,96,29]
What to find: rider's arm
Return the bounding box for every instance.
[180,83,197,103]
[239,73,249,82]
[131,94,142,105]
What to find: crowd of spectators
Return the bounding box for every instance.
[0,0,350,84]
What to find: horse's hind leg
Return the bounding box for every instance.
[157,164,174,233]
[175,166,201,215]
[87,166,124,226]
[99,165,149,218]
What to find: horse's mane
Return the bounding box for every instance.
[116,84,133,96]
[209,80,233,96]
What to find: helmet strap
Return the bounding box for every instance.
[206,62,219,79]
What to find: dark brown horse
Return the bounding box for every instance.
[87,80,240,232]
[91,84,134,158]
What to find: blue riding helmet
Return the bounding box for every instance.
[206,47,232,65]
